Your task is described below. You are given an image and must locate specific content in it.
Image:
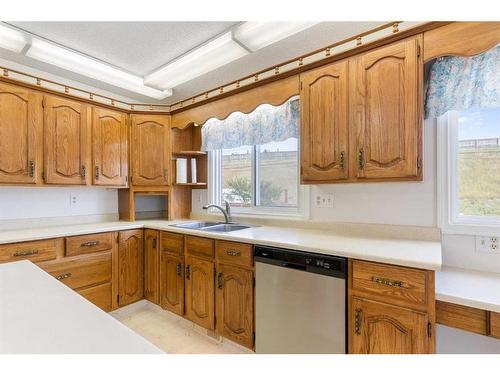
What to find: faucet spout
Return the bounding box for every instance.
[202,200,233,224]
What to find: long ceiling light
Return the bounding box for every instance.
[144,32,249,90]
[0,23,27,53]
[25,38,172,100]
[233,22,320,52]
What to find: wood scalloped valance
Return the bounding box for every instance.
[170,75,299,129]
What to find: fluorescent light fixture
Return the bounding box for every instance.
[234,22,320,52]
[0,23,27,53]
[26,38,171,100]
[144,32,249,90]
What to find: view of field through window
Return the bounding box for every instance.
[221,138,298,208]
[457,107,500,217]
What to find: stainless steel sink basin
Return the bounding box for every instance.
[169,221,219,229]
[200,223,253,232]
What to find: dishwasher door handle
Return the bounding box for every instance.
[281,262,307,271]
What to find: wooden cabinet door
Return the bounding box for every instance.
[131,115,170,186]
[44,96,89,185]
[0,83,41,184]
[160,252,185,316]
[118,230,144,307]
[352,36,422,180]
[185,256,215,330]
[92,107,128,186]
[350,297,430,354]
[300,61,349,182]
[144,229,159,304]
[216,264,254,349]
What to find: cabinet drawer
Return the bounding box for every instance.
[66,232,113,256]
[0,238,62,264]
[39,251,111,290]
[78,282,112,312]
[491,312,500,339]
[351,260,428,306]
[185,235,214,259]
[216,240,253,268]
[160,231,184,255]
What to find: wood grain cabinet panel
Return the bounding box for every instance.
[435,300,489,335]
[0,82,42,184]
[44,96,90,185]
[350,297,429,354]
[92,107,128,186]
[490,312,500,339]
[216,263,254,349]
[78,282,112,312]
[185,255,215,330]
[185,235,214,259]
[65,232,113,257]
[300,61,349,183]
[215,240,253,268]
[351,36,422,180]
[160,252,185,316]
[0,238,63,264]
[131,115,170,186]
[118,230,144,307]
[160,231,184,256]
[144,229,160,304]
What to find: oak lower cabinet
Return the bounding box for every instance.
[185,255,215,330]
[0,82,42,185]
[118,229,144,307]
[159,231,185,315]
[144,229,160,304]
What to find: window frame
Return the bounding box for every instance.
[437,111,500,236]
[207,143,310,220]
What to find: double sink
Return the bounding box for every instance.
[169,221,254,232]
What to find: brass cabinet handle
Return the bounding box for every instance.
[185,265,190,280]
[28,160,35,178]
[81,241,99,247]
[176,263,182,277]
[81,165,86,178]
[152,238,157,249]
[355,308,362,335]
[95,166,100,180]
[371,276,404,288]
[358,148,365,170]
[14,249,39,257]
[55,272,72,281]
[217,272,223,289]
[226,249,241,257]
[340,151,345,170]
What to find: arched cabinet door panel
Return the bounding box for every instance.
[351,36,423,180]
[131,115,170,186]
[300,61,349,183]
[92,107,128,186]
[118,230,144,307]
[160,253,185,316]
[0,83,41,184]
[44,96,89,185]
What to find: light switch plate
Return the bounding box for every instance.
[475,236,500,254]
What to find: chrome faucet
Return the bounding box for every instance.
[202,200,233,224]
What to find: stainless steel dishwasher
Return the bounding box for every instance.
[254,245,347,354]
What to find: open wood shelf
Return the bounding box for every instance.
[173,182,207,187]
[172,150,207,157]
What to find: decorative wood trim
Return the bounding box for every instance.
[424,22,500,62]
[436,300,489,335]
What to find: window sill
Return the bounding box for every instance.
[440,222,500,236]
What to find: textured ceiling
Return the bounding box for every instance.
[0,21,386,104]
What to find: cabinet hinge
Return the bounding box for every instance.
[417,156,422,170]
[300,81,303,90]
[253,332,255,343]
[427,322,432,338]
[417,45,421,58]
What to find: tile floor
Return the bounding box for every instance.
[110,300,251,354]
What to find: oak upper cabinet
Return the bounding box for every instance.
[350,297,429,354]
[144,229,159,304]
[185,255,215,330]
[0,82,42,184]
[118,230,144,307]
[43,96,90,185]
[216,263,254,349]
[351,36,423,180]
[131,115,170,186]
[300,60,349,183]
[92,107,128,186]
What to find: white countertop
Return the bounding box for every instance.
[436,266,500,313]
[0,219,442,270]
[0,260,163,354]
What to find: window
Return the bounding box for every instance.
[438,107,500,234]
[209,137,307,217]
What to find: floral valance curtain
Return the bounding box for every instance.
[201,97,299,151]
[424,44,500,119]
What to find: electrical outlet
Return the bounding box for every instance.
[69,193,80,208]
[475,236,500,253]
[314,193,334,208]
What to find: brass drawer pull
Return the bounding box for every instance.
[55,272,72,281]
[95,166,100,180]
[14,249,39,257]
[185,265,191,280]
[217,272,223,289]
[28,160,35,178]
[358,148,365,170]
[340,151,345,170]
[355,308,362,335]
[371,276,404,288]
[226,249,241,257]
[81,241,100,247]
